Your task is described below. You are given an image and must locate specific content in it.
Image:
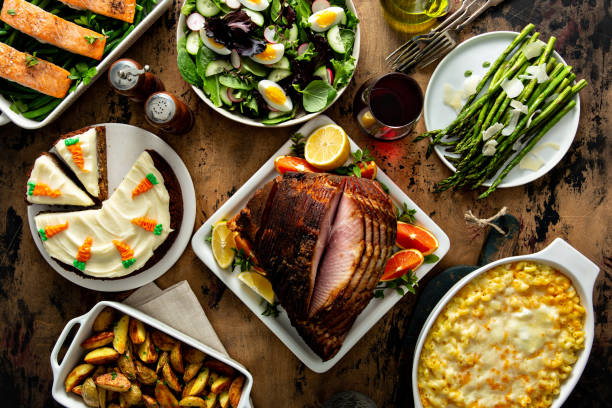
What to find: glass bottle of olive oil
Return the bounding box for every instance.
[381,0,450,34]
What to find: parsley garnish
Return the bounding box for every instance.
[25,52,39,67]
[231,248,253,272]
[7,9,16,15]
[378,181,390,194]
[397,203,417,224]
[261,299,280,317]
[289,132,305,158]
[374,270,418,298]
[111,371,117,380]
[205,225,213,243]
[333,148,375,178]
[423,254,439,264]
[68,62,97,91]
[84,35,99,44]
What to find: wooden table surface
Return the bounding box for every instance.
[0,0,610,406]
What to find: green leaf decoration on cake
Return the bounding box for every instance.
[64,137,80,146]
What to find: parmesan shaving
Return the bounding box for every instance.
[523,41,546,60]
[525,63,549,83]
[502,110,521,135]
[513,141,523,151]
[463,75,482,97]
[443,83,464,112]
[482,123,504,141]
[544,92,559,105]
[527,109,541,128]
[531,142,560,156]
[510,99,529,114]
[482,139,498,156]
[501,78,524,98]
[519,153,545,171]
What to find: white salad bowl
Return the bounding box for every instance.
[176,0,360,127]
[411,237,600,408]
[51,301,254,408]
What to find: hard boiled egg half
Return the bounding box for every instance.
[199,29,231,55]
[258,80,293,112]
[251,43,285,65]
[308,6,345,32]
[240,0,269,11]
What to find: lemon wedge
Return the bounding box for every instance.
[211,221,236,269]
[304,124,351,170]
[237,271,275,304]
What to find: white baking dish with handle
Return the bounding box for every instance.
[51,300,253,408]
[411,237,600,408]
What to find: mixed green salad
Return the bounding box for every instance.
[177,0,358,125]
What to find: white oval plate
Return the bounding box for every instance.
[424,31,581,188]
[176,0,360,128]
[27,123,196,292]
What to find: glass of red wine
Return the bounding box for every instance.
[353,72,423,140]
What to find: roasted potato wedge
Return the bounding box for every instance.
[155,381,179,408]
[118,346,137,380]
[123,383,142,406]
[99,388,107,408]
[85,347,120,365]
[137,332,158,364]
[204,360,235,377]
[95,372,131,392]
[204,393,217,408]
[72,385,83,396]
[170,343,184,374]
[93,308,116,332]
[162,362,182,393]
[92,365,107,380]
[183,368,209,398]
[82,378,99,407]
[157,351,170,375]
[113,315,130,354]
[218,391,230,408]
[151,330,177,351]
[228,376,244,408]
[128,319,146,345]
[135,360,158,385]
[65,363,95,392]
[183,347,206,364]
[208,372,219,387]
[210,376,231,394]
[183,362,203,382]
[81,331,114,350]
[142,394,160,408]
[178,396,207,407]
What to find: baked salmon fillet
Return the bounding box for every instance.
[0,42,71,98]
[57,0,136,23]
[0,0,106,60]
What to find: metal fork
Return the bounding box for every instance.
[395,0,506,72]
[386,0,481,70]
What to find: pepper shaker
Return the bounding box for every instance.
[108,58,165,102]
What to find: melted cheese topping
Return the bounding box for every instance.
[418,262,585,408]
[54,128,100,197]
[34,151,172,278]
[27,154,94,206]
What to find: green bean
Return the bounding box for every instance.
[22,99,62,119]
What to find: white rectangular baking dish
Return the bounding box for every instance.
[411,237,600,408]
[50,300,253,408]
[191,115,451,373]
[0,0,171,130]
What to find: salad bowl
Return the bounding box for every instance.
[176,0,360,127]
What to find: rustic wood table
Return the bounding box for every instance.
[0,0,610,406]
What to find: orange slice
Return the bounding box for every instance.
[381,249,424,281]
[396,222,439,255]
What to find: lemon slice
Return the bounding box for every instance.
[238,271,275,303]
[211,221,236,269]
[304,124,351,170]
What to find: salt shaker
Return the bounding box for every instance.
[144,92,194,135]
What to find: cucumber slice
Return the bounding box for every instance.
[205,60,232,76]
[327,25,345,54]
[268,56,290,70]
[219,85,233,105]
[244,9,264,26]
[185,31,201,55]
[196,0,220,16]
[313,65,327,80]
[287,23,298,42]
[268,69,292,82]
[241,58,268,77]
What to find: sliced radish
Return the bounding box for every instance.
[225,0,241,9]
[312,0,330,13]
[267,104,280,112]
[230,50,241,69]
[186,13,206,31]
[297,43,310,56]
[264,26,278,43]
[227,88,244,103]
[326,68,333,84]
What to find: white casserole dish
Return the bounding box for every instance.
[50,300,254,408]
[411,237,600,408]
[0,0,172,130]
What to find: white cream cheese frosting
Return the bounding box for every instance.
[54,127,100,197]
[34,151,172,278]
[27,154,94,206]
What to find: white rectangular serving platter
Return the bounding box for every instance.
[191,115,451,373]
[0,0,171,130]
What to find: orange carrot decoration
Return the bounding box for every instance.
[113,239,136,268]
[65,137,87,172]
[131,216,163,235]
[73,237,93,271]
[131,173,159,199]
[38,221,69,241]
[28,181,61,197]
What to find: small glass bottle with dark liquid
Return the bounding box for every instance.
[145,92,194,135]
[108,58,165,102]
